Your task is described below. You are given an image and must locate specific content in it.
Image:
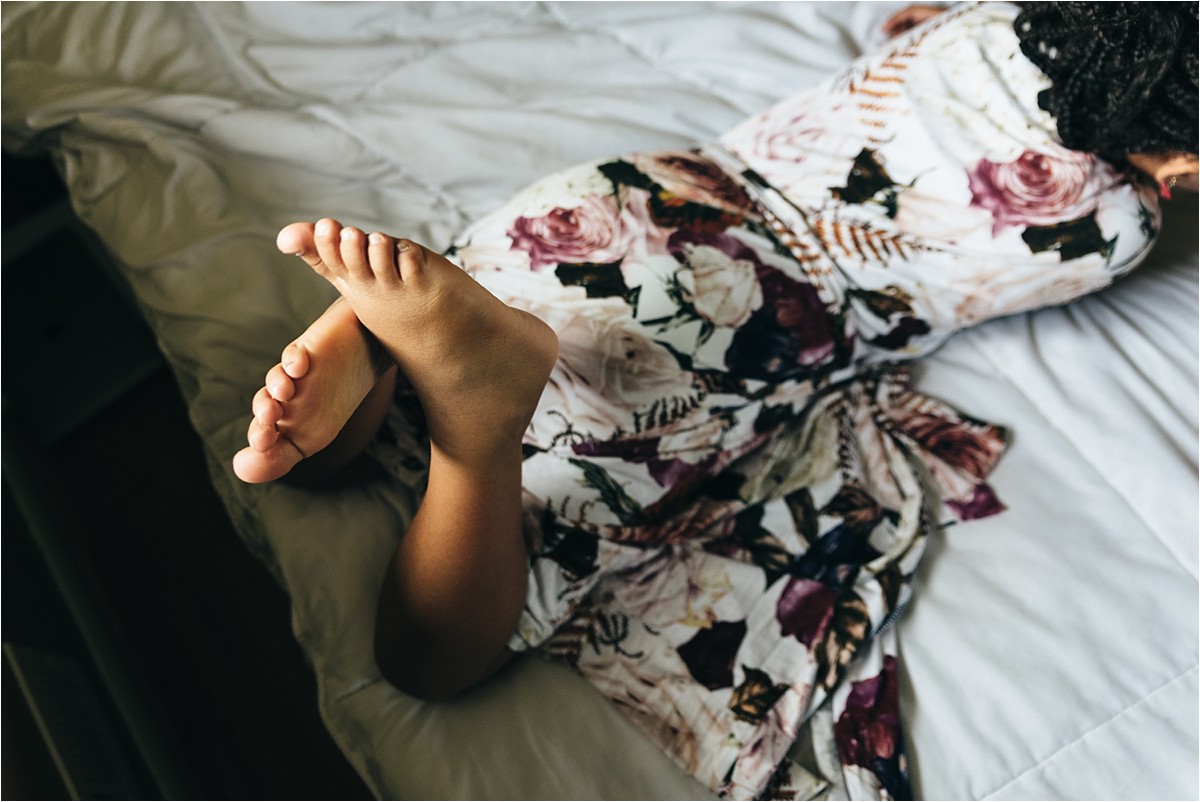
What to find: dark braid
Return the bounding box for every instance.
[1014,2,1199,158]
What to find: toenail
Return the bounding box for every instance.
[396,240,411,253]
[369,233,383,244]
[341,228,354,240]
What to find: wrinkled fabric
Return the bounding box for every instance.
[427,3,1158,799]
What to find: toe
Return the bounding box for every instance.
[277,222,332,277]
[367,232,402,284]
[339,227,372,280]
[313,218,347,276]
[247,417,279,452]
[396,239,428,283]
[280,342,311,379]
[252,387,283,426]
[266,364,296,402]
[233,438,305,483]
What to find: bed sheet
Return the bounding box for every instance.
[3,2,1195,799]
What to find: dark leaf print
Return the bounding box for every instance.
[677,620,748,690]
[597,158,652,194]
[541,518,601,582]
[832,148,902,216]
[792,511,888,585]
[647,190,739,232]
[700,469,746,501]
[1021,214,1113,261]
[723,504,793,582]
[627,284,642,316]
[821,485,885,535]
[869,316,931,350]
[567,458,644,525]
[784,488,820,544]
[729,666,789,723]
[753,402,799,436]
[875,563,905,615]
[848,286,914,318]
[555,261,631,299]
[650,339,696,373]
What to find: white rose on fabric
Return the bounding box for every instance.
[525,303,695,442]
[610,547,740,630]
[677,242,763,327]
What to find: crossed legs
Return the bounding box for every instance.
[234,219,558,699]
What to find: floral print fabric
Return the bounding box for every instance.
[442,3,1158,799]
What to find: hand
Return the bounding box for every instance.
[882,4,945,38]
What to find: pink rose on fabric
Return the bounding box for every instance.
[508,195,626,271]
[968,148,1100,236]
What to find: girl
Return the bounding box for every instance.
[234,3,1198,798]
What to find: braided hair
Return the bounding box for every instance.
[1014,2,1199,158]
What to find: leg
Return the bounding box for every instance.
[280,219,558,699]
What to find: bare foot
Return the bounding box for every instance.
[281,218,558,466]
[233,294,392,484]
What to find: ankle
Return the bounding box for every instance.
[429,434,524,473]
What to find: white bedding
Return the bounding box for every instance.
[3,2,1196,798]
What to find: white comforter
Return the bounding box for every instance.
[3,2,1195,798]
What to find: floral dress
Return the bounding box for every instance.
[438,3,1158,799]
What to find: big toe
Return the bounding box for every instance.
[277,222,316,256]
[233,440,305,484]
[280,342,311,379]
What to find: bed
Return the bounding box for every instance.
[3,2,1196,798]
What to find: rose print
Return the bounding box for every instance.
[833,656,910,800]
[509,195,627,271]
[889,411,1006,480]
[968,147,1101,236]
[631,151,756,216]
[666,230,835,380]
[673,239,764,327]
